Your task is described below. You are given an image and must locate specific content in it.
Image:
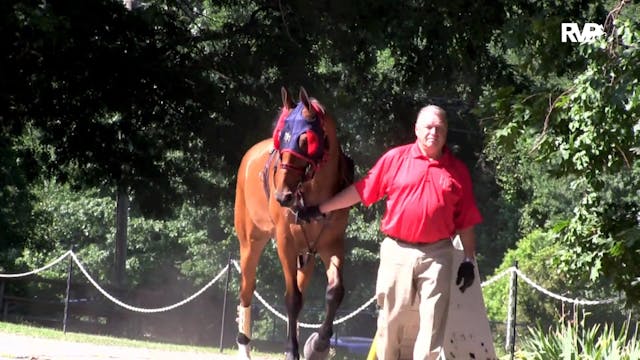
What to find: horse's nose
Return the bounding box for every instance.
[275,191,294,207]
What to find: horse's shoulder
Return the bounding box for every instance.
[247,138,274,155]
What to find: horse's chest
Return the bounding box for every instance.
[280,222,325,253]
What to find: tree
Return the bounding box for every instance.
[479,1,640,303]
[7,0,620,343]
[0,0,225,217]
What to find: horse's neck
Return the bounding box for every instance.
[304,147,342,203]
[304,119,343,203]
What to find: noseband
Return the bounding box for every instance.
[270,151,314,208]
[278,153,317,182]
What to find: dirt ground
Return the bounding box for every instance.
[0,332,278,360]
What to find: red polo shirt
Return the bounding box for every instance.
[354,143,482,244]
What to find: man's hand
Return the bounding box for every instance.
[296,205,325,223]
[456,260,475,293]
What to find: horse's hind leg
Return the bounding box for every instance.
[303,254,344,360]
[236,226,269,360]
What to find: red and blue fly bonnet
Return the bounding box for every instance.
[272,101,327,173]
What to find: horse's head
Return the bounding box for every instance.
[272,86,327,208]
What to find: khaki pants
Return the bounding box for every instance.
[375,237,453,360]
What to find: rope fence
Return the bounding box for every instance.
[0,251,620,326]
[229,260,378,328]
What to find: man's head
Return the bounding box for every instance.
[415,105,447,159]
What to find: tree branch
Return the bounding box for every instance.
[531,86,575,153]
[278,0,300,47]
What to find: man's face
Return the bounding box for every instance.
[415,110,447,153]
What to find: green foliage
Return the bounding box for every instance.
[6,0,640,346]
[0,141,33,265]
[484,229,564,328]
[16,180,234,293]
[1,0,225,217]
[484,227,624,340]
[17,181,115,280]
[479,2,640,304]
[516,319,640,360]
[480,120,580,274]
[491,0,608,81]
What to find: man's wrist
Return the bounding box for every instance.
[463,256,475,263]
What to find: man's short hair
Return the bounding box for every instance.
[417,105,447,123]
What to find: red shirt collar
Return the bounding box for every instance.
[410,142,451,165]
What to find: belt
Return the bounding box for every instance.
[386,236,450,246]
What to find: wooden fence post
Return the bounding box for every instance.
[505,261,518,360]
[219,253,233,352]
[0,279,5,315]
[63,246,74,333]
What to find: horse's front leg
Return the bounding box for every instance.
[303,254,344,360]
[236,231,269,360]
[279,251,304,360]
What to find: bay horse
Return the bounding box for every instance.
[234,86,353,360]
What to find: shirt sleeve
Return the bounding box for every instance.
[354,151,394,207]
[452,161,483,229]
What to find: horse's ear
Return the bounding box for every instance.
[299,86,316,119]
[281,86,294,109]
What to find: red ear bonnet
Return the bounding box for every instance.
[306,129,320,157]
[272,108,289,150]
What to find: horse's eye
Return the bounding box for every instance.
[298,134,308,152]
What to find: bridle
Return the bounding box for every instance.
[278,151,317,182]
[271,151,316,209]
[270,100,332,263]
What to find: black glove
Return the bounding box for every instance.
[456,260,475,293]
[296,205,325,223]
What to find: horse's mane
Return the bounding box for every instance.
[309,98,326,115]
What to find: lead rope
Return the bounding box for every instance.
[289,168,326,269]
[297,214,328,268]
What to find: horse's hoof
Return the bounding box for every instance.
[284,353,299,360]
[237,343,251,360]
[303,332,330,360]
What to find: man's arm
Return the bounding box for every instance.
[456,226,477,292]
[457,226,477,261]
[318,184,362,213]
[297,184,363,222]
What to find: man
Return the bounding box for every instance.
[297,105,482,359]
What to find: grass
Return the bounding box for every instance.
[0,321,282,359]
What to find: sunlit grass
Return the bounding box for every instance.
[0,321,281,359]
